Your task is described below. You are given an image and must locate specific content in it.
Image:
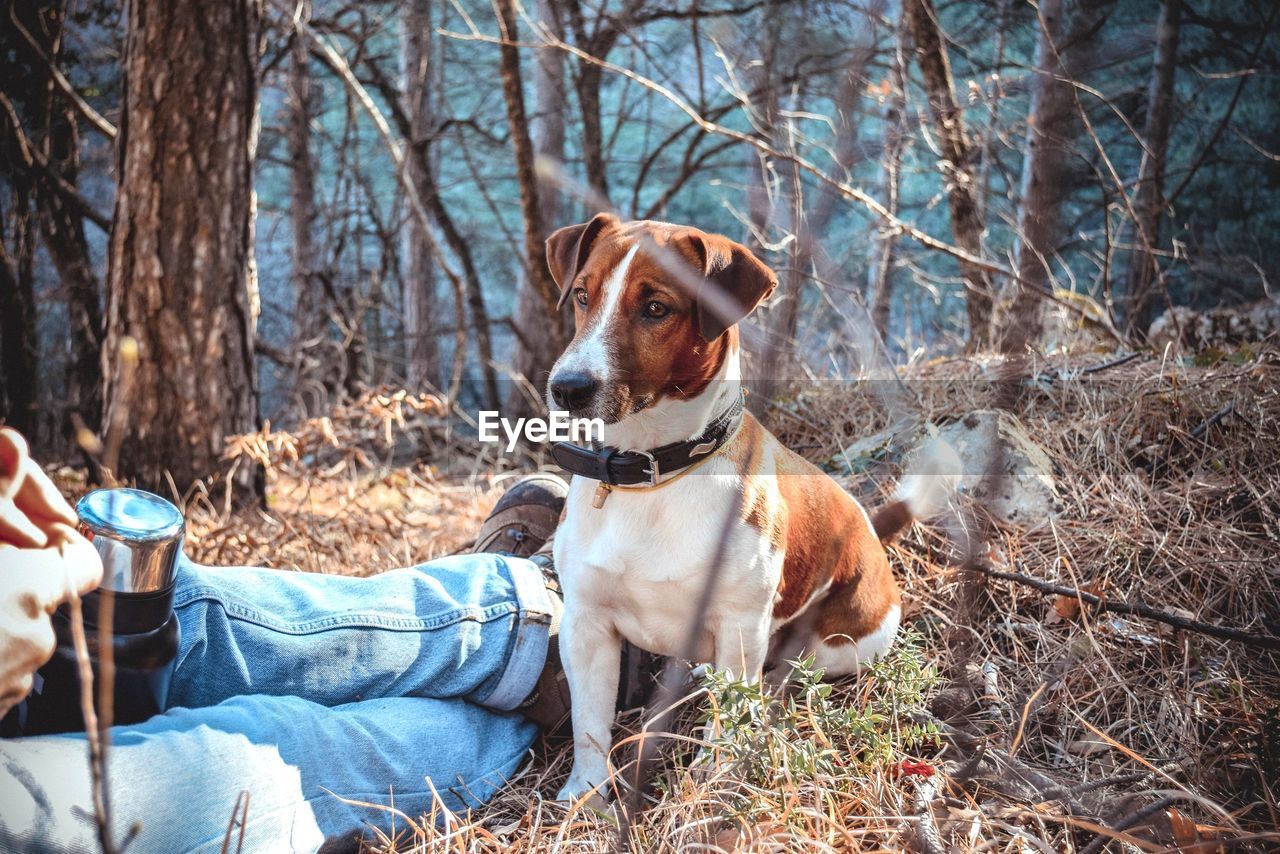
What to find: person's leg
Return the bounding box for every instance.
[0,692,537,853]
[1,476,570,852]
[169,551,553,713]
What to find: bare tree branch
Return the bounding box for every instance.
[441,16,1131,340]
[0,92,111,232]
[8,1,118,140]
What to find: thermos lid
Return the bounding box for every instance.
[78,488,184,541]
[76,489,185,593]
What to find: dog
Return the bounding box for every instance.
[543,214,957,802]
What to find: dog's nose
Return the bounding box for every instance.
[550,371,599,411]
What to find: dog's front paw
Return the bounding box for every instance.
[556,773,607,806]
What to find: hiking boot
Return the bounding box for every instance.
[517,538,572,733]
[470,475,571,731]
[470,472,567,557]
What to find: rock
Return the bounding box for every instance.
[839,418,919,473]
[838,410,1061,524]
[933,409,1060,524]
[1148,298,1280,351]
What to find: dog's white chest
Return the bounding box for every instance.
[554,465,779,659]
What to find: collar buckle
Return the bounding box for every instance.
[637,450,660,487]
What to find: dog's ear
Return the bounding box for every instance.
[547,213,620,309]
[682,231,778,341]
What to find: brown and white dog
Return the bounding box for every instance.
[544,214,956,802]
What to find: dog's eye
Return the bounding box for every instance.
[573,287,588,308]
[643,300,669,319]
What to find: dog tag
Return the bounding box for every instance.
[591,483,612,509]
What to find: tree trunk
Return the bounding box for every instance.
[869,6,909,344]
[756,2,883,385]
[426,166,498,409]
[392,104,497,409]
[498,0,565,414]
[561,0,615,207]
[41,107,103,437]
[356,36,493,405]
[763,158,804,383]
[0,0,103,445]
[1001,0,1112,353]
[534,0,567,238]
[803,5,877,251]
[0,207,39,440]
[102,0,263,497]
[38,2,102,438]
[903,0,996,351]
[1125,0,1181,339]
[288,0,325,412]
[745,0,781,255]
[364,61,499,407]
[975,0,1011,228]
[577,58,613,206]
[751,0,785,385]
[508,0,572,412]
[401,0,443,392]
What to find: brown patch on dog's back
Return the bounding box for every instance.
[734,415,785,551]
[748,433,899,642]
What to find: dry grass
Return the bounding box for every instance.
[92,351,1279,852]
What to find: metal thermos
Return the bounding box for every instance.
[2,488,184,737]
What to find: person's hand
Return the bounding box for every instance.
[0,428,103,717]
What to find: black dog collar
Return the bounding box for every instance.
[550,392,745,487]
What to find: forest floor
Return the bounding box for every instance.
[63,347,1279,852]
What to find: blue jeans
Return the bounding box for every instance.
[0,552,552,853]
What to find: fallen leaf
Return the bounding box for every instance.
[1051,580,1107,621]
[1052,593,1081,620]
[1168,807,1200,848]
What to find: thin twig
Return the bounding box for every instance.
[1079,796,1177,854]
[1165,4,1279,208]
[1142,399,1236,476]
[1035,352,1141,385]
[1188,400,1235,441]
[273,0,476,385]
[219,790,251,854]
[95,588,116,849]
[913,776,947,854]
[0,91,111,232]
[7,1,118,140]
[65,593,118,854]
[441,7,1132,342]
[443,18,997,274]
[975,561,1280,651]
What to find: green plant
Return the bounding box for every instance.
[697,628,939,792]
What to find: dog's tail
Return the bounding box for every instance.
[871,436,962,542]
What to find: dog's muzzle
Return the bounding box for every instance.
[549,369,600,414]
